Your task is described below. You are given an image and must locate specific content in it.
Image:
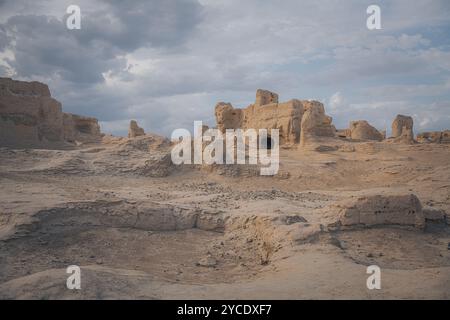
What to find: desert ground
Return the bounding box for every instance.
[0,133,449,299]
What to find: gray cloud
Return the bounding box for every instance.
[0,0,450,137]
[78,0,204,50]
[0,24,11,50]
[1,0,203,83]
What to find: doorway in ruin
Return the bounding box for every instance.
[260,135,273,149]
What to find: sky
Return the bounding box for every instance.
[0,0,449,137]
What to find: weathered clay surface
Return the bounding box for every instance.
[330,194,425,229]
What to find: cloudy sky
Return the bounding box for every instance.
[1,0,449,136]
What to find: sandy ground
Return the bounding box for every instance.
[0,135,449,299]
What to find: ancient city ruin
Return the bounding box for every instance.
[213,88,447,149]
[0,78,101,148]
[0,78,449,299]
[2,79,448,151]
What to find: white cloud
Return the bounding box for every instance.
[1,0,450,136]
[329,92,345,112]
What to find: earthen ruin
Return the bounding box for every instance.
[1,79,450,300]
[392,114,414,138]
[0,78,102,148]
[348,120,384,141]
[417,130,450,144]
[128,120,145,138]
[214,89,335,146]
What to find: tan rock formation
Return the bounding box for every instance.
[215,102,243,133]
[299,101,336,147]
[0,78,64,147]
[0,77,102,148]
[128,120,145,138]
[64,113,101,143]
[244,98,304,144]
[255,89,278,107]
[0,77,50,96]
[349,120,384,141]
[332,194,425,229]
[215,90,335,146]
[392,114,413,138]
[393,125,415,144]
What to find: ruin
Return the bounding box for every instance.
[128,120,146,138]
[417,130,450,144]
[393,125,415,144]
[392,114,414,138]
[63,113,101,143]
[215,89,335,146]
[0,78,102,147]
[1,79,450,300]
[3,79,446,150]
[213,89,450,147]
[299,100,336,147]
[349,120,384,141]
[332,194,425,229]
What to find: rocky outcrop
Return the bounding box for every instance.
[299,101,336,147]
[0,78,64,147]
[63,113,101,143]
[393,125,415,144]
[215,102,243,133]
[128,120,145,138]
[330,194,425,230]
[244,98,304,144]
[0,78,102,148]
[392,115,413,138]
[417,130,450,144]
[215,89,335,146]
[423,207,447,223]
[255,89,278,107]
[0,77,51,96]
[349,120,384,141]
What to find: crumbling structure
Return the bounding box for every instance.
[128,120,145,138]
[0,78,102,147]
[416,130,450,144]
[2,78,448,150]
[349,120,384,141]
[390,114,415,144]
[392,115,414,138]
[215,89,335,146]
[299,100,336,147]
